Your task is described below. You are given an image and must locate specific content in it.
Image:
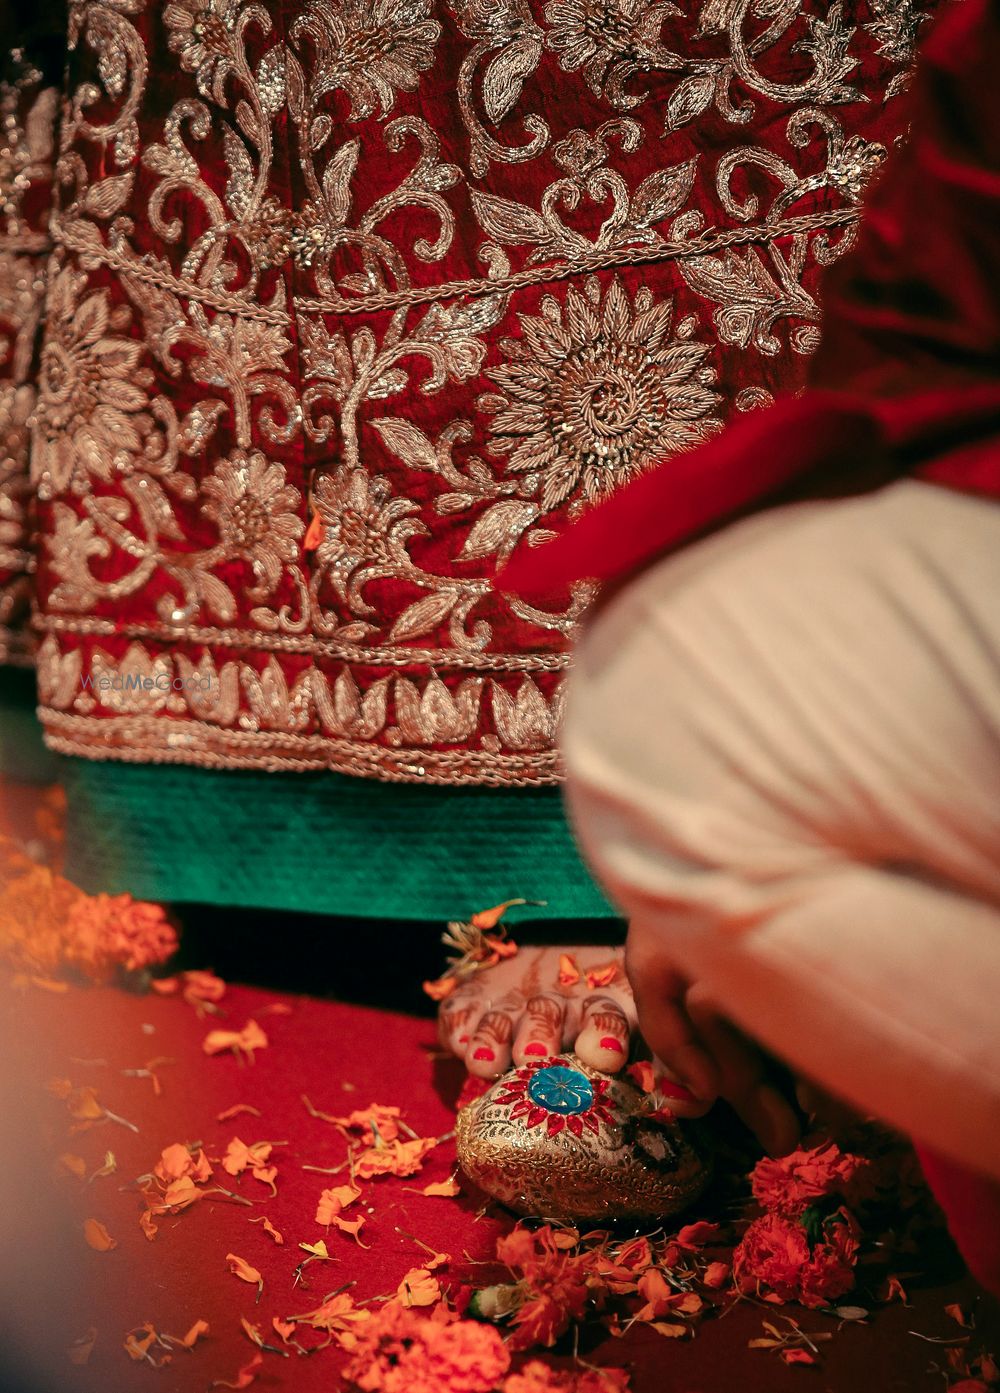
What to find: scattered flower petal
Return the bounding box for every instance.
[203,1020,268,1059]
[299,1238,331,1259]
[226,1253,264,1301]
[210,1353,263,1389]
[83,1217,116,1251]
[584,962,620,990]
[702,1261,730,1290]
[557,954,581,987]
[396,1267,442,1308]
[316,1182,362,1226]
[217,1103,262,1122]
[250,1215,284,1245]
[421,1177,461,1197]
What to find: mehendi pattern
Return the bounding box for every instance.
[18,0,937,780]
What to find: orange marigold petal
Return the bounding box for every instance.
[334,1215,369,1247]
[83,1218,117,1251]
[422,975,458,1002]
[226,1253,263,1298]
[557,953,581,986]
[471,899,526,930]
[210,1353,263,1389]
[179,1320,210,1348]
[585,962,620,990]
[396,1267,441,1308]
[421,1177,461,1197]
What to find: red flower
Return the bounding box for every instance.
[496,1226,592,1350]
[732,1211,860,1309]
[750,1139,872,1217]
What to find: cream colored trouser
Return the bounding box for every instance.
[563,480,1000,1179]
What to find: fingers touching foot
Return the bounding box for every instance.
[684,987,800,1155]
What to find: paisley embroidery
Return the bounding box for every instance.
[21,0,937,779]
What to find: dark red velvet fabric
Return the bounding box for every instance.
[26,0,937,781]
[499,0,1000,600]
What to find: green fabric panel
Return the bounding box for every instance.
[0,666,60,784]
[60,757,616,922]
[1,665,615,920]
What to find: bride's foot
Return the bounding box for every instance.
[438,944,709,1118]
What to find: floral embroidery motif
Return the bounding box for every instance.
[481,276,721,514]
[164,0,242,100]
[202,449,305,597]
[866,0,929,96]
[528,1063,594,1113]
[32,267,160,498]
[544,0,680,110]
[24,0,935,779]
[290,0,442,121]
[313,467,420,605]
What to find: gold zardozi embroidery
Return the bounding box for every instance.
[0,51,58,664]
[28,0,934,780]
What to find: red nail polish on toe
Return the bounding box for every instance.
[599,1036,625,1054]
[473,1046,495,1062]
[658,1079,697,1103]
[524,1042,548,1056]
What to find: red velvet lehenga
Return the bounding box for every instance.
[1,0,934,771]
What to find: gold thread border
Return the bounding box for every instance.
[40,708,563,785]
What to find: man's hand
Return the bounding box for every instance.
[626,924,802,1156]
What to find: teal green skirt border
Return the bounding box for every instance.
[61,760,616,921]
[3,666,615,921]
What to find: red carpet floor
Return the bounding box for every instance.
[2,973,998,1393]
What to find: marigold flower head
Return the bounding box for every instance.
[0,863,86,977]
[503,1361,630,1392]
[344,1302,510,1393]
[0,856,176,985]
[496,1226,593,1350]
[732,1210,860,1309]
[66,892,177,980]
[751,1139,873,1216]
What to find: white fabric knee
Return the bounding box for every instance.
[563,480,1000,1175]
